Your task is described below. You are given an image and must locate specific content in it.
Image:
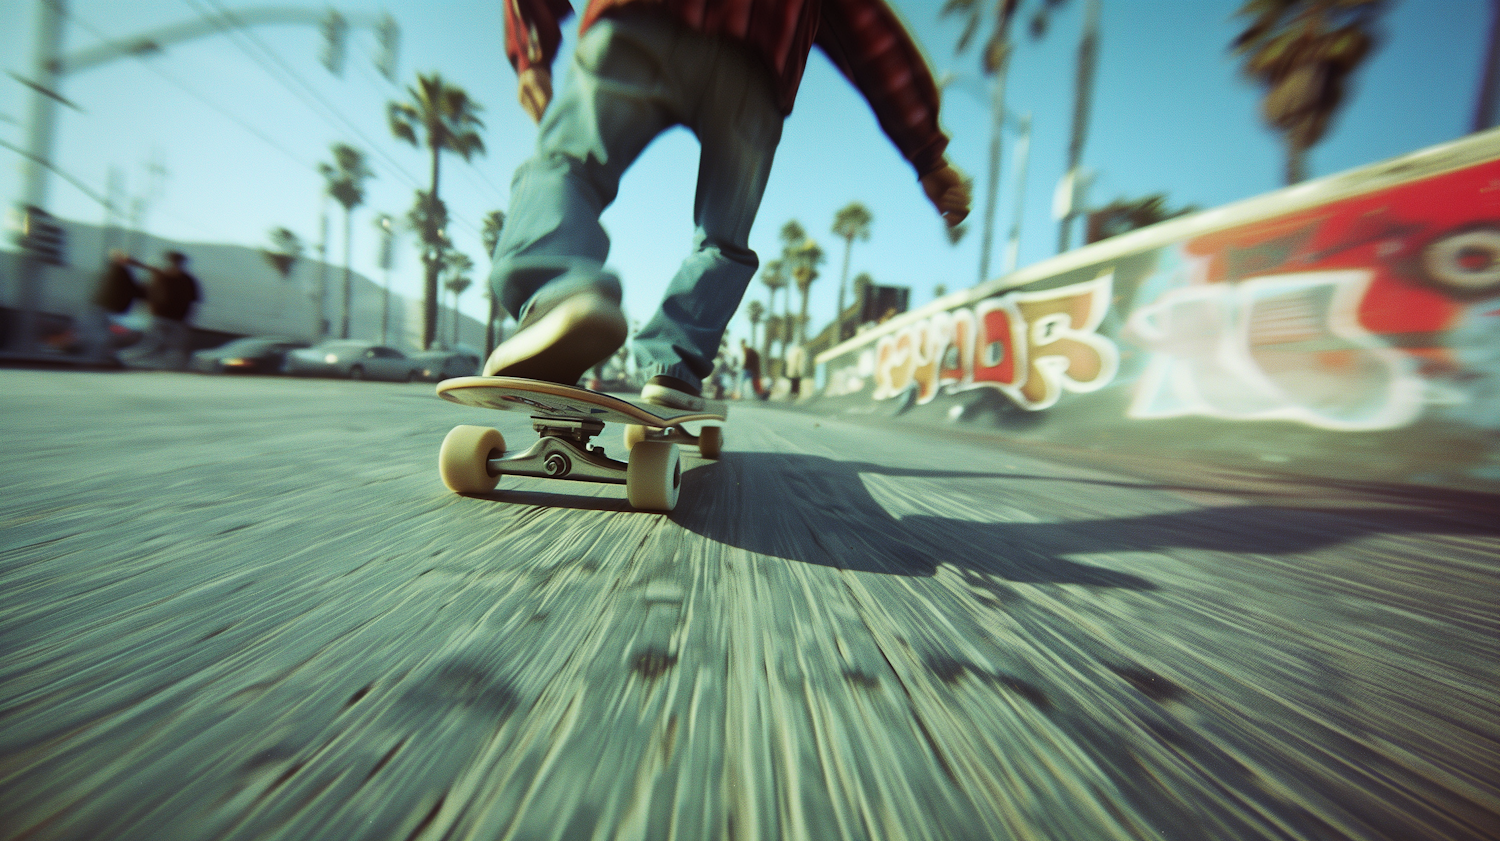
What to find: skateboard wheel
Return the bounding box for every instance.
[698,426,723,459]
[626,441,680,512]
[623,423,648,452]
[439,425,505,493]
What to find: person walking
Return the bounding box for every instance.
[482,0,970,412]
[785,343,807,397]
[80,249,142,364]
[739,339,763,400]
[125,251,201,369]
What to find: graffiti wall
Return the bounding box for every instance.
[816,129,1500,488]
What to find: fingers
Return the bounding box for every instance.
[922,164,973,228]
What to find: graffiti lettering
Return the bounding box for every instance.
[1124,270,1425,430]
[868,274,1119,410]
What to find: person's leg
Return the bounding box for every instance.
[484,13,683,382]
[633,38,784,396]
[79,305,110,362]
[125,316,166,365]
[166,319,190,369]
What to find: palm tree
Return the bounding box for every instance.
[264,227,303,278]
[1085,194,1197,244]
[758,258,787,355]
[318,143,374,339]
[1232,0,1386,185]
[440,248,474,346]
[774,220,806,359]
[373,213,396,344]
[788,238,825,344]
[763,313,785,363]
[746,299,765,349]
[407,190,449,341]
[389,72,486,349]
[480,209,506,350]
[831,202,873,342]
[851,272,874,325]
[942,0,1086,258]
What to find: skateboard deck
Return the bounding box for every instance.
[436,376,726,428]
[434,376,727,512]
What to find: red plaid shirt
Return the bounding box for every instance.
[503,0,949,177]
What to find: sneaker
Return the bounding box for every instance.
[482,278,627,385]
[640,375,706,411]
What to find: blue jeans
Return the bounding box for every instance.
[489,10,784,392]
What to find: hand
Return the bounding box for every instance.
[518,67,552,124]
[920,162,972,228]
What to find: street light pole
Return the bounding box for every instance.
[977,57,1010,286]
[1058,0,1101,253]
[8,0,67,353]
[1003,112,1031,274]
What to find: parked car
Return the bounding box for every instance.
[411,347,482,382]
[190,336,309,374]
[283,340,421,382]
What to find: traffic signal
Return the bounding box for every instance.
[320,10,347,76]
[16,205,67,266]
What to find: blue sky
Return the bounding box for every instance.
[1,0,1490,349]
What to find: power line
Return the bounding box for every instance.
[182,0,424,192]
[54,5,316,174]
[185,0,493,246]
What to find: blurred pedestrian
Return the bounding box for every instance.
[785,343,807,397]
[124,251,201,370]
[483,0,970,412]
[80,249,142,363]
[739,339,763,400]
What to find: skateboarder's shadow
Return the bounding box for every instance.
[669,452,1494,584]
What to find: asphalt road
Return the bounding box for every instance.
[1,370,1496,841]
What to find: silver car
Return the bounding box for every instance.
[411,348,482,382]
[283,340,421,382]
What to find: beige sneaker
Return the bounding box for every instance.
[640,375,706,411]
[482,280,627,385]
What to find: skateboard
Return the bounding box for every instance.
[435,376,727,511]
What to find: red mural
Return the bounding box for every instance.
[1181,159,1500,360]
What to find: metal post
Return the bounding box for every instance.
[1003,112,1031,274]
[10,0,67,353]
[1058,0,1100,254]
[1475,0,1500,132]
[316,197,329,339]
[978,58,1009,286]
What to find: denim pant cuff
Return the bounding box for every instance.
[639,361,702,392]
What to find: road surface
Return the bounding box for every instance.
[1,370,1496,840]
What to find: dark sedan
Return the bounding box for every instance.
[189,336,309,374]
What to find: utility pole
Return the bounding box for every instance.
[7,2,399,354]
[1057,0,1100,254]
[1475,0,1500,132]
[316,196,330,339]
[978,60,1009,286]
[376,214,394,345]
[1003,112,1031,274]
[8,0,67,353]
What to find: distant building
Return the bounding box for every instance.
[1,215,489,349]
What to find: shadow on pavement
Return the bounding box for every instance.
[668,452,1498,582]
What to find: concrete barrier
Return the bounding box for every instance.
[814,129,1500,490]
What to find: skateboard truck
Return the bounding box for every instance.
[494,417,629,484]
[436,376,724,511]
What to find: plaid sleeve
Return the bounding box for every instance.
[815,0,949,178]
[503,0,575,74]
